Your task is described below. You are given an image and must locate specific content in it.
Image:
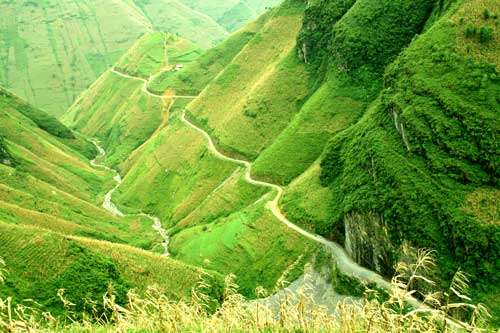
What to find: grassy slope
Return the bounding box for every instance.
[114,32,169,79]
[62,71,165,169]
[145,0,499,317]
[186,0,308,160]
[170,198,316,297]
[0,0,269,116]
[0,0,150,116]
[315,0,499,317]
[147,12,271,96]
[0,222,217,315]
[0,88,166,252]
[114,113,317,296]
[62,33,203,169]
[0,91,216,316]
[62,8,319,293]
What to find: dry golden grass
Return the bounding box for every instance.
[0,250,492,332]
[462,187,499,225]
[452,0,499,67]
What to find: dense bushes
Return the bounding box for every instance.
[0,136,13,165]
[297,0,356,69]
[17,104,75,139]
[330,0,435,73]
[298,0,434,76]
[319,0,499,301]
[48,243,130,316]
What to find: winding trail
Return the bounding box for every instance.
[105,66,432,312]
[180,111,393,291]
[111,68,197,100]
[89,139,170,256]
[179,113,466,322]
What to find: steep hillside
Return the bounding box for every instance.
[169,0,499,316]
[0,89,222,317]
[62,32,201,168]
[62,2,320,297]
[0,222,219,316]
[51,0,499,326]
[185,0,309,160]
[0,88,169,251]
[0,0,277,116]
[317,0,499,311]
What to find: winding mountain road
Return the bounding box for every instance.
[105,65,430,311]
[111,68,197,100]
[180,111,394,291]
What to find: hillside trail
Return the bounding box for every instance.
[105,65,430,311]
[111,68,197,99]
[179,112,395,290]
[89,139,170,256]
[178,112,467,324]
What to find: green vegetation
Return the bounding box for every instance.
[0,249,493,332]
[316,0,499,318]
[1,0,498,329]
[62,32,205,168]
[186,0,308,160]
[0,0,276,116]
[110,113,315,297]
[0,88,170,251]
[147,12,272,96]
[0,222,216,316]
[170,199,316,296]
[62,71,165,169]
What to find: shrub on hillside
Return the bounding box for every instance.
[297,0,356,68]
[330,0,434,73]
[0,136,14,166]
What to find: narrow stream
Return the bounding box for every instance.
[89,139,170,256]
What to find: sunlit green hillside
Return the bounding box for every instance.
[0,0,498,330]
[0,0,280,116]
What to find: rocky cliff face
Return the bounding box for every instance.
[344,212,395,277]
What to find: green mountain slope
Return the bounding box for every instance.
[0,88,221,316]
[17,0,498,326]
[61,2,319,297]
[0,0,278,117]
[0,222,218,316]
[0,88,169,250]
[62,32,201,168]
[318,0,499,310]
[148,0,499,315]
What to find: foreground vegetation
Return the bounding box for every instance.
[0,250,493,332]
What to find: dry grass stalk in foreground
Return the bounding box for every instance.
[0,250,492,332]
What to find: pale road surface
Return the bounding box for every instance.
[179,112,462,319]
[101,67,435,313]
[111,68,197,99]
[180,111,393,290]
[89,139,170,255]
